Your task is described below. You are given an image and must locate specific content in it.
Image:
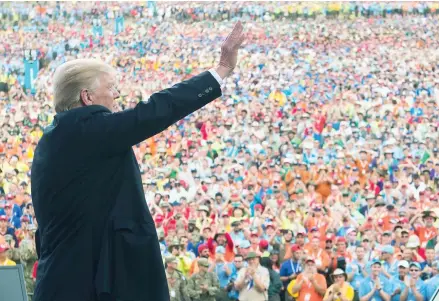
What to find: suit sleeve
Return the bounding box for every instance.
[35,228,41,259]
[83,71,222,156]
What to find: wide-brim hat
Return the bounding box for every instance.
[332,268,347,278]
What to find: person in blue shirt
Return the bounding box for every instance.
[279,244,303,292]
[389,260,409,301]
[359,259,392,301]
[0,201,22,229]
[212,246,234,300]
[425,261,439,301]
[346,246,369,293]
[380,245,399,279]
[229,221,245,246]
[400,262,428,301]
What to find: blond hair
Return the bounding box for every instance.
[52,59,116,113]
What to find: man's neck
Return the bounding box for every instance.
[371,274,378,280]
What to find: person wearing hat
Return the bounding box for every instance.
[279,244,303,300]
[399,262,428,301]
[0,243,16,266]
[260,256,283,301]
[189,244,213,276]
[168,238,191,276]
[186,257,220,301]
[379,245,398,279]
[323,268,354,301]
[289,257,327,301]
[358,259,392,301]
[410,210,438,248]
[209,245,233,301]
[234,251,270,301]
[0,214,18,247]
[209,226,235,262]
[237,240,251,259]
[229,220,245,247]
[389,260,410,301]
[164,255,189,301]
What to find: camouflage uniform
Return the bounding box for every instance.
[10,238,38,294]
[186,258,220,301]
[165,256,190,301]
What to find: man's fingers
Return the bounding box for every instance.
[230,21,243,37]
[235,33,245,49]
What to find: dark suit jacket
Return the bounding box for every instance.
[31,71,222,301]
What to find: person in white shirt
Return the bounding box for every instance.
[234,252,270,301]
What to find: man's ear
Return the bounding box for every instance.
[80,89,93,106]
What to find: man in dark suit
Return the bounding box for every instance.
[31,22,245,301]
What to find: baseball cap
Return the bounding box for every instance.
[259,240,269,249]
[398,260,409,268]
[381,245,394,254]
[0,244,9,253]
[291,244,301,252]
[165,256,179,265]
[409,262,421,270]
[371,259,382,266]
[239,240,251,249]
[198,258,209,267]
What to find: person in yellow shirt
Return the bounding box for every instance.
[0,243,16,266]
[323,268,354,301]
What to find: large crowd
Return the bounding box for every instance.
[1,2,439,301]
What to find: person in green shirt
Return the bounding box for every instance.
[260,256,283,301]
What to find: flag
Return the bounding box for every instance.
[421,151,431,164]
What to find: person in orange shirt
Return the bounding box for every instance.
[289,257,327,301]
[329,237,353,270]
[304,206,330,238]
[380,204,400,232]
[411,210,438,248]
[304,237,331,273]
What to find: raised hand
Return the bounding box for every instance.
[216,21,245,79]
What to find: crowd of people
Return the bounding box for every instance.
[1,1,439,301]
